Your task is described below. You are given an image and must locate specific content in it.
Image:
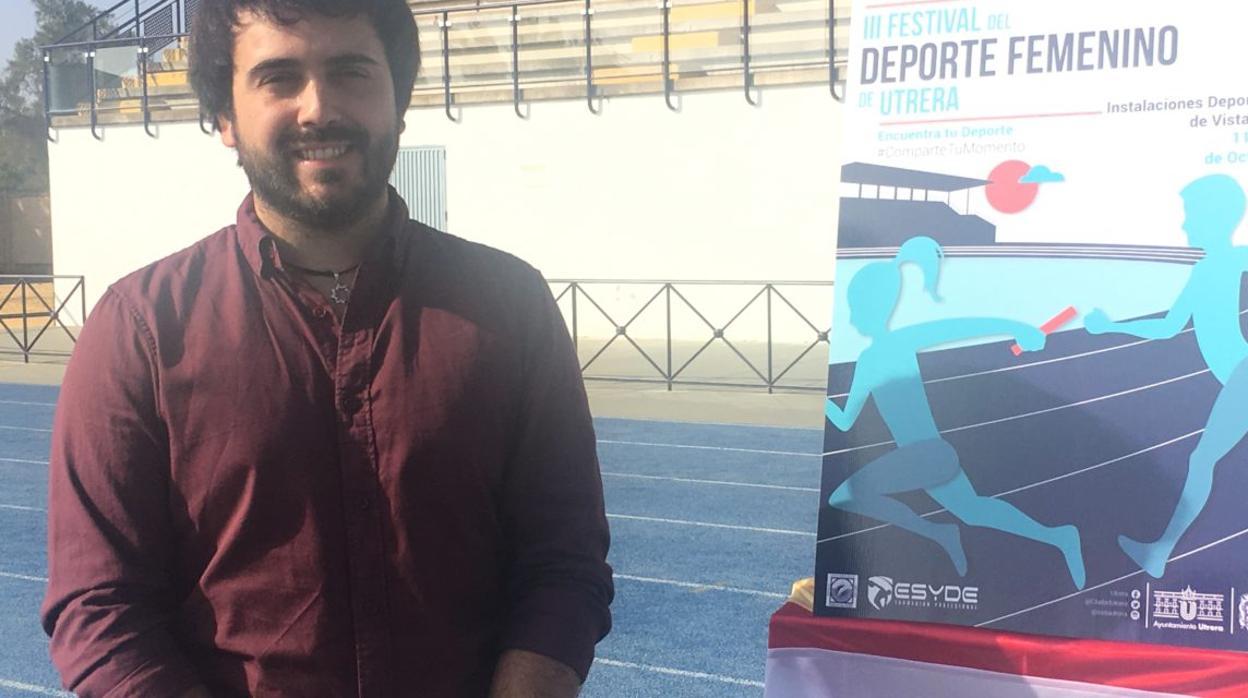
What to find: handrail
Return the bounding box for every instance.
[101,0,174,40]
[52,0,129,45]
[41,31,186,51]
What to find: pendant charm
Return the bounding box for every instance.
[329,273,351,305]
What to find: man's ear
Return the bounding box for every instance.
[399,119,407,135]
[217,113,237,148]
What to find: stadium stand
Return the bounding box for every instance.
[44,0,850,128]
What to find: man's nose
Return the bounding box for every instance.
[297,79,342,128]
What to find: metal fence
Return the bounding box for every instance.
[550,279,833,392]
[0,276,87,363]
[0,276,835,393]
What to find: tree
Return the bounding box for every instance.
[0,0,103,193]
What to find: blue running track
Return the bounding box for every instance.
[0,382,820,696]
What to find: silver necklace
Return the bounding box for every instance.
[286,262,360,306]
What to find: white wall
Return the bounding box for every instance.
[49,121,249,324]
[49,85,844,340]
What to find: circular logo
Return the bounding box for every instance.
[829,578,856,605]
[1131,610,1141,621]
[1132,589,1142,600]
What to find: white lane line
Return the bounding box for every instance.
[0,571,48,583]
[0,680,74,697]
[598,417,821,434]
[817,430,1202,544]
[615,573,787,599]
[599,439,818,458]
[822,369,1209,457]
[991,429,1202,498]
[0,504,45,513]
[593,658,764,688]
[608,513,813,537]
[0,400,56,407]
[0,425,51,433]
[976,524,1248,628]
[0,458,48,465]
[602,471,819,493]
[829,337,1152,399]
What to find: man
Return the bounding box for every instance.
[40,1,613,696]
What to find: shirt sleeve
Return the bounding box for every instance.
[41,288,203,698]
[497,270,614,682]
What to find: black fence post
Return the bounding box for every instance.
[88,48,101,140]
[661,0,676,111]
[441,12,456,122]
[828,0,842,101]
[665,284,673,391]
[511,5,524,118]
[20,281,29,364]
[742,0,756,106]
[767,284,774,394]
[571,283,579,357]
[42,52,52,138]
[584,0,598,114]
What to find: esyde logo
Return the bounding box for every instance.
[867,576,894,610]
[866,575,979,611]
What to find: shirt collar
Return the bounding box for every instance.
[235,187,411,280]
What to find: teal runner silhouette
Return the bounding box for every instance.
[826,237,1086,589]
[1087,174,1248,579]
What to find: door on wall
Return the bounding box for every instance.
[389,146,448,231]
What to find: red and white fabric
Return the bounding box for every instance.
[766,602,1248,697]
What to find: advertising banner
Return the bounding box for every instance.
[814,0,1248,650]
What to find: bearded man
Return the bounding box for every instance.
[41,2,613,696]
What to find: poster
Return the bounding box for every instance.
[814,0,1248,651]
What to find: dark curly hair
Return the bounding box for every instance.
[188,0,420,129]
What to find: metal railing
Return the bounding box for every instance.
[0,276,87,363]
[43,0,849,134]
[550,280,833,392]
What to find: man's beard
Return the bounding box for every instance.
[235,123,399,232]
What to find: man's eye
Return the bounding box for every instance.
[261,73,296,86]
[335,69,369,79]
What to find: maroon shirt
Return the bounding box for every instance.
[42,192,613,698]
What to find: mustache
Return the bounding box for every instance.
[279,125,368,151]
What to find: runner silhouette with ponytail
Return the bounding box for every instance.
[826,236,1086,589]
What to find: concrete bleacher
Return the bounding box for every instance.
[50,0,850,127]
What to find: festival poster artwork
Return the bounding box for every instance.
[814,0,1248,651]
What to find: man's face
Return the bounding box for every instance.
[219,11,402,231]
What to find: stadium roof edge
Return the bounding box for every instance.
[841,162,990,192]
